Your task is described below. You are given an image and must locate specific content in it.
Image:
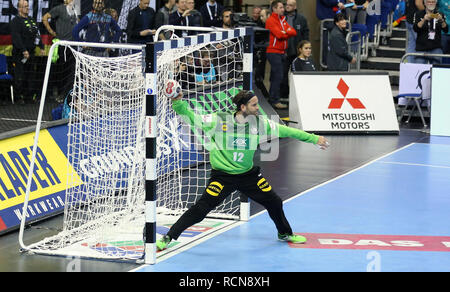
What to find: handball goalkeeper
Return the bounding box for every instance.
[156,89,329,250]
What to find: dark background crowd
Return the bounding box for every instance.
[0,0,449,112]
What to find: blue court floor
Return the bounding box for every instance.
[135,139,450,272]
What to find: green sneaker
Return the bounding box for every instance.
[156,235,172,251]
[278,233,307,244]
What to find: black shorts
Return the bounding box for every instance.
[202,166,280,209]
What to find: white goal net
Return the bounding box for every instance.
[19,30,249,262]
[155,36,244,218]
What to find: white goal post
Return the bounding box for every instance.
[18,26,254,265]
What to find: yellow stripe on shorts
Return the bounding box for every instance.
[257,178,272,192]
[206,181,224,196]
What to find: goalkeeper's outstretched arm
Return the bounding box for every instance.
[262,117,329,149]
[275,120,329,149]
[170,89,329,149]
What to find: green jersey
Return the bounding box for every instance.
[172,99,319,174]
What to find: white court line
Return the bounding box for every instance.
[377,161,450,169]
[130,142,417,271]
[0,118,50,123]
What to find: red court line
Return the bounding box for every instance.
[289,233,450,252]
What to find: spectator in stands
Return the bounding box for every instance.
[252,6,263,26]
[105,7,118,21]
[221,7,233,29]
[10,0,45,104]
[291,40,317,72]
[42,0,79,101]
[438,0,450,63]
[72,0,122,57]
[414,0,448,64]
[316,0,346,20]
[200,0,223,28]
[346,0,371,25]
[317,0,346,68]
[405,0,425,63]
[105,8,129,56]
[155,0,177,40]
[186,0,203,27]
[42,0,78,41]
[195,50,217,84]
[280,0,310,103]
[327,13,357,71]
[211,9,241,82]
[265,0,297,109]
[126,0,156,44]
[254,8,270,87]
[170,0,198,37]
[179,55,196,89]
[260,8,271,26]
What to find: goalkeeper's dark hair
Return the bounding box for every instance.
[232,90,256,111]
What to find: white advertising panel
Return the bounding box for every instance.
[289,72,399,134]
[430,66,450,136]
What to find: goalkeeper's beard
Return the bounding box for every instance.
[244,107,259,117]
[237,109,258,123]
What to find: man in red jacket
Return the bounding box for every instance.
[265,0,297,109]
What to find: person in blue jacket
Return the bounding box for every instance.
[195,50,217,84]
[316,0,346,20]
[72,0,122,57]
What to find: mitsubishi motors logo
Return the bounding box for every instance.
[328,78,366,109]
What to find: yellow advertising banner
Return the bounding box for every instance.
[0,129,81,222]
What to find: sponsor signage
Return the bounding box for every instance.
[288,233,450,252]
[430,66,450,136]
[289,72,399,134]
[0,126,82,234]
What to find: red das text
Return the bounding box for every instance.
[289,233,450,252]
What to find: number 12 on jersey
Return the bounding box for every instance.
[233,152,244,162]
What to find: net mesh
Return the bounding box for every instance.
[156,37,244,218]
[24,35,245,261]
